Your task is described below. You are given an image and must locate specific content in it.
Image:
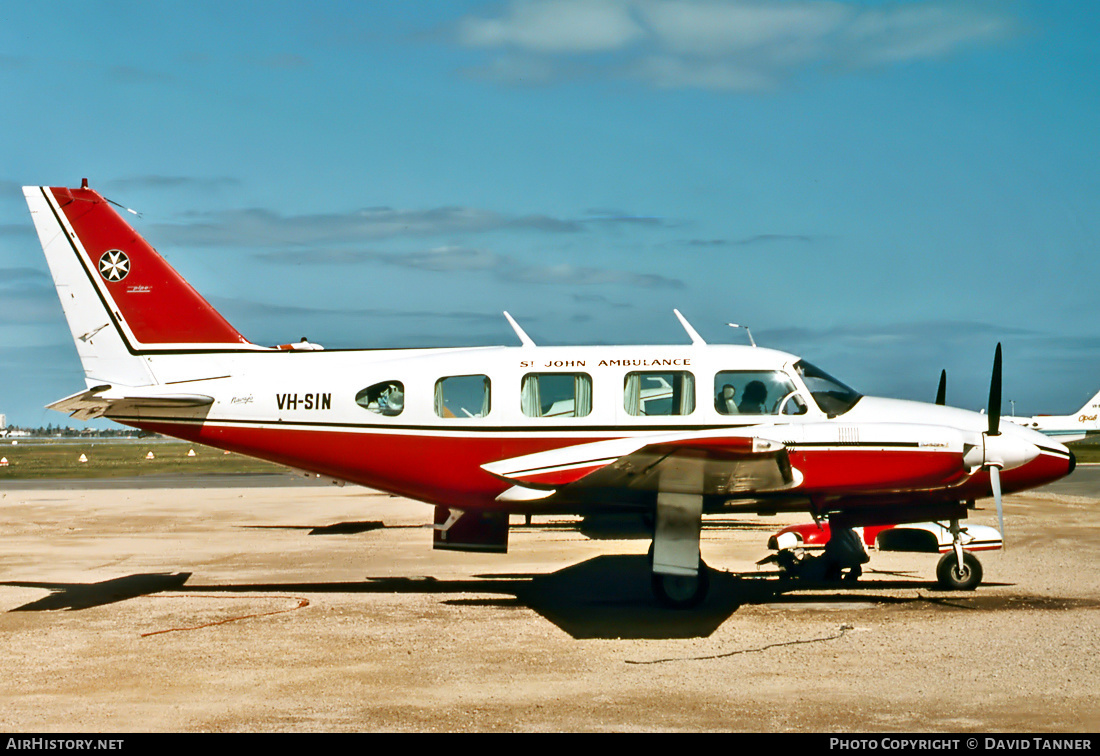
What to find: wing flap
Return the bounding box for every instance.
[483,431,798,499]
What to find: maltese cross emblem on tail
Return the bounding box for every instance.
[98,249,130,281]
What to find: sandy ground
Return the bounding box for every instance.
[0,472,1098,733]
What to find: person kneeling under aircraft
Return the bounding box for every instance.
[776,524,870,582]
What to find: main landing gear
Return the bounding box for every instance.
[647,489,711,609]
[652,563,710,609]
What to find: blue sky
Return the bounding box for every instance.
[1,1,1098,427]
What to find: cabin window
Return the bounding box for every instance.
[521,373,592,418]
[355,381,405,416]
[624,371,695,416]
[713,371,806,415]
[434,375,491,418]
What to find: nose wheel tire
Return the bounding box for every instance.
[652,563,710,609]
[935,551,983,591]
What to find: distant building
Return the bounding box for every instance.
[0,414,6,430]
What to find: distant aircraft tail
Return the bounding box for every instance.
[24,183,261,388]
[1075,389,1100,417]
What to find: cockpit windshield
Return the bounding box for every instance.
[794,360,862,416]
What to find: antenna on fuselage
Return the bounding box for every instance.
[727,323,757,347]
[673,309,706,346]
[503,311,535,347]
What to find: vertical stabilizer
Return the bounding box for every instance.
[24,184,259,387]
[1076,389,1100,416]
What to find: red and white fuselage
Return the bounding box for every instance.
[24,184,1074,528]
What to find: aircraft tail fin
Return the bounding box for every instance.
[24,183,261,388]
[1076,389,1100,418]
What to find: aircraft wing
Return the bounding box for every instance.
[483,430,798,503]
[48,385,214,421]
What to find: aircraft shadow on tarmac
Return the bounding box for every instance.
[2,556,1060,640]
[3,572,192,612]
[243,520,388,535]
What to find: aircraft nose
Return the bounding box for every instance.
[1004,436,1076,492]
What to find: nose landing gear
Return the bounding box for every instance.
[936,550,983,591]
[936,519,983,591]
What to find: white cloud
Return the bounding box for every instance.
[502,262,682,288]
[628,54,776,90]
[155,203,669,247]
[638,0,850,58]
[378,246,507,272]
[258,246,682,288]
[155,205,581,246]
[455,0,1018,90]
[841,5,1013,66]
[459,0,645,52]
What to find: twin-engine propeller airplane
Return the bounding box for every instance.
[24,182,1076,607]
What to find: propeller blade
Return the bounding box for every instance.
[990,464,1005,546]
[935,370,947,406]
[988,343,1002,436]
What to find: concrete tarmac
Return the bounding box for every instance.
[1,469,1098,732]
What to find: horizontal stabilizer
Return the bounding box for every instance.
[48,385,214,421]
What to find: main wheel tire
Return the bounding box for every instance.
[652,562,710,609]
[935,551,983,591]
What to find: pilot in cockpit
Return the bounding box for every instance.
[738,380,768,414]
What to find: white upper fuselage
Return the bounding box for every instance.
[123,340,1060,467]
[142,342,800,431]
[138,342,867,429]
